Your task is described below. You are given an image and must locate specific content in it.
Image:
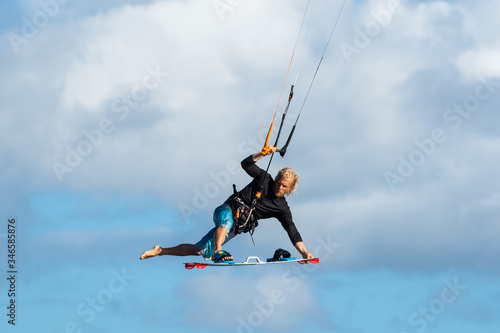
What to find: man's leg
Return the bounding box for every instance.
[210,204,235,261]
[213,226,233,260]
[140,204,234,261]
[140,244,200,260]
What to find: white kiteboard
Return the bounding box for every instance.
[184,256,320,270]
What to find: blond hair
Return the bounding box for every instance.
[275,167,299,196]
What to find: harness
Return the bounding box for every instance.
[229,184,259,240]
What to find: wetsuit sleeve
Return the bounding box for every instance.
[241,155,266,179]
[278,208,303,245]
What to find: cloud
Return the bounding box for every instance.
[1,0,309,207]
[3,1,500,333]
[456,48,500,80]
[292,180,500,273]
[178,268,331,332]
[27,227,172,265]
[2,0,500,278]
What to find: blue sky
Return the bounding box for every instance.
[2,0,500,332]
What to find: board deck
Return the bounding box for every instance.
[184,256,320,270]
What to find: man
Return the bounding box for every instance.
[140,148,314,262]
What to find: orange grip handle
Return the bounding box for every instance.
[261,122,274,155]
[264,122,274,147]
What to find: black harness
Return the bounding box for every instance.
[229,184,259,237]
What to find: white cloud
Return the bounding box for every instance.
[2,0,500,275]
[293,177,500,272]
[179,268,329,332]
[4,2,500,333]
[456,48,500,80]
[28,227,172,264]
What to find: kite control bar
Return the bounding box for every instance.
[261,0,348,160]
[261,85,294,157]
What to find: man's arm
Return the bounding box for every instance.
[295,241,314,259]
[241,148,276,180]
[251,146,277,162]
[252,147,312,259]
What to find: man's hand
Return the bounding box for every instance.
[302,251,314,260]
[295,241,314,260]
[252,146,277,162]
[261,145,277,156]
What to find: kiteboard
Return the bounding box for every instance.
[184,256,319,270]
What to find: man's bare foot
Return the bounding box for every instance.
[140,245,162,260]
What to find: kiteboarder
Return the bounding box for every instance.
[140,147,314,262]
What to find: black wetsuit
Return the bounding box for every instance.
[225,155,303,245]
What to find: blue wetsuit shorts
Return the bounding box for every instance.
[196,204,236,259]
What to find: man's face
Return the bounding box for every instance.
[273,176,292,198]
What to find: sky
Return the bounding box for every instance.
[1,0,500,332]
